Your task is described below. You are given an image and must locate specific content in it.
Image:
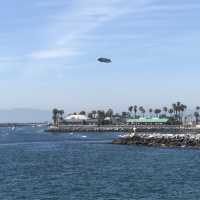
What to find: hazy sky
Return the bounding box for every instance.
[0,0,200,113]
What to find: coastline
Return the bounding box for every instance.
[45,125,200,133]
[112,133,200,148]
[0,123,48,128]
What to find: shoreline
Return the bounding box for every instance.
[112,133,200,148]
[0,123,48,127]
[46,125,200,133]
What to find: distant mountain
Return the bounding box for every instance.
[0,109,51,123]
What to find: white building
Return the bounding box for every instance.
[64,114,89,121]
[63,114,97,125]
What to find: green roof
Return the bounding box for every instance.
[127,117,169,123]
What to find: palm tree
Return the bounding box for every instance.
[139,106,145,117]
[106,109,114,118]
[88,112,93,119]
[175,102,181,120]
[149,108,153,117]
[163,107,168,116]
[79,111,86,115]
[134,105,138,118]
[172,102,187,123]
[154,109,161,117]
[52,108,59,126]
[180,104,187,122]
[172,103,178,119]
[194,112,200,124]
[59,110,64,120]
[142,108,146,117]
[128,106,133,116]
[57,110,64,126]
[194,106,200,125]
[168,109,174,116]
[97,110,106,125]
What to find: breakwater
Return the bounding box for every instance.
[46,125,200,133]
[112,133,200,148]
[0,123,48,128]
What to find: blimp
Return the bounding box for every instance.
[97,57,112,63]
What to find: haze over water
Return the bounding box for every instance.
[1,127,200,199]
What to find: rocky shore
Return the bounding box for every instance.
[46,125,200,133]
[112,133,200,148]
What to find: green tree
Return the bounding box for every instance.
[194,106,200,124]
[128,106,133,116]
[149,108,153,117]
[194,112,200,124]
[97,110,106,125]
[180,104,187,122]
[59,110,64,121]
[52,108,59,126]
[106,109,114,118]
[134,105,138,118]
[168,109,174,116]
[172,103,178,119]
[139,106,145,117]
[88,112,93,119]
[172,102,187,123]
[79,111,86,115]
[163,107,168,116]
[52,108,64,126]
[154,109,161,117]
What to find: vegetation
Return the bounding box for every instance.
[52,108,64,126]
[149,108,153,117]
[97,110,106,125]
[154,109,161,117]
[128,106,133,116]
[52,101,200,126]
[134,106,138,118]
[139,106,145,117]
[194,106,200,124]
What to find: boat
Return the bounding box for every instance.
[11,126,16,131]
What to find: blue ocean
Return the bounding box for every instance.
[0,127,200,200]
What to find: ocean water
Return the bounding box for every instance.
[1,127,200,200]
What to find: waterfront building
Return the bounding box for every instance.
[63,114,98,125]
[127,117,169,125]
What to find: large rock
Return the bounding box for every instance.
[112,133,200,148]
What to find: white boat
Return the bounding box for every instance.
[119,127,137,138]
[119,134,129,138]
[11,126,16,131]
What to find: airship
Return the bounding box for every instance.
[97,57,112,63]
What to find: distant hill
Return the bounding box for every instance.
[0,109,51,123]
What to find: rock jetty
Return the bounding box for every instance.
[112,133,200,148]
[46,125,200,133]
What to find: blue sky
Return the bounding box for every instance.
[0,0,200,112]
